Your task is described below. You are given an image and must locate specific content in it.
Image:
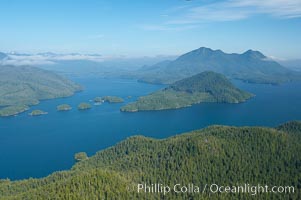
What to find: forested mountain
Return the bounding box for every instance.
[0,121,300,199]
[121,71,253,112]
[0,65,82,117]
[135,47,299,84]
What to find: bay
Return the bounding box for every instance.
[0,77,300,180]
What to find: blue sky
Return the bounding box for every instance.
[0,0,300,59]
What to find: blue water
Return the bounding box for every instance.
[0,78,301,180]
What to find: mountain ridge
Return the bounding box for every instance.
[135,47,299,85]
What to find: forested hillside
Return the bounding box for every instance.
[0,121,300,199]
[0,65,82,116]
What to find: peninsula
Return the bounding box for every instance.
[28,110,48,116]
[121,71,253,112]
[0,65,82,117]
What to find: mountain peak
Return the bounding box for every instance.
[243,49,266,59]
[180,47,224,58]
[196,47,223,54]
[198,47,214,52]
[185,47,213,55]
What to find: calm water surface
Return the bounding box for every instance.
[0,77,300,180]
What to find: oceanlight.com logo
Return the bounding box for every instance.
[136,183,295,196]
[208,184,295,195]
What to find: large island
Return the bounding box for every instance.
[121,71,253,112]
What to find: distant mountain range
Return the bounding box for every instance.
[134,47,300,85]
[0,51,177,78]
[0,65,82,117]
[121,71,253,112]
[1,48,300,84]
[0,51,176,66]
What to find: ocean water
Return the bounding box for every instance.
[0,77,301,180]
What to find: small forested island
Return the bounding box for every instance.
[28,110,48,116]
[101,96,124,103]
[74,152,88,162]
[57,104,72,111]
[93,97,104,105]
[94,97,104,103]
[121,71,254,112]
[77,102,92,110]
[0,121,300,199]
[0,105,29,117]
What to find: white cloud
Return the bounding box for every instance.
[230,0,301,18]
[265,55,287,61]
[168,0,301,24]
[141,24,199,31]
[0,57,55,66]
[0,53,105,66]
[143,0,301,30]
[160,14,169,17]
[51,54,104,62]
[88,34,105,39]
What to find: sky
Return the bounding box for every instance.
[0,0,301,59]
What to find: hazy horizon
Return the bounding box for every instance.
[0,0,301,60]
